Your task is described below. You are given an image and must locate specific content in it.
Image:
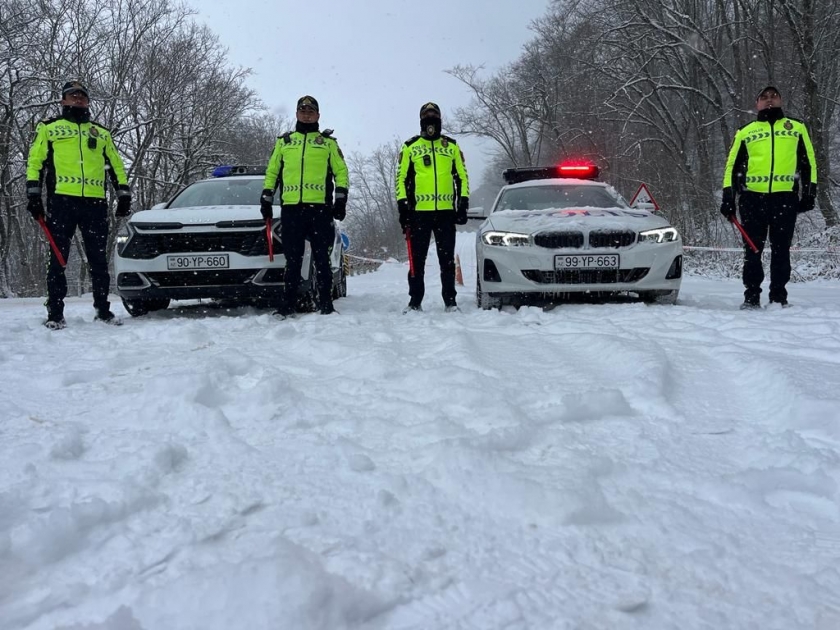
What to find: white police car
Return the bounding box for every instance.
[475,162,682,308]
[114,165,347,316]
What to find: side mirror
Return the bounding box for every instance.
[151,202,167,210]
[467,206,487,220]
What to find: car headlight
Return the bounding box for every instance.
[481,231,531,247]
[116,223,135,255]
[638,227,679,244]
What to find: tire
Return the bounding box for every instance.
[122,297,170,317]
[332,266,347,299]
[296,261,318,313]
[476,278,502,310]
[639,289,679,305]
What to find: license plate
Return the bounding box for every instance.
[166,254,230,270]
[555,254,619,269]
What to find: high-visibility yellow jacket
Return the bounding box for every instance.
[263,131,349,205]
[396,135,469,211]
[26,116,129,199]
[722,116,817,195]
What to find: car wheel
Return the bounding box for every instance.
[147,298,170,312]
[296,261,318,313]
[639,289,679,305]
[332,266,347,300]
[122,297,169,317]
[476,278,502,310]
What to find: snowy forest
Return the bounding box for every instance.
[2,0,840,296]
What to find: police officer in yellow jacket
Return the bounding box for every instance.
[26,80,131,329]
[396,102,469,313]
[720,86,817,309]
[261,95,348,317]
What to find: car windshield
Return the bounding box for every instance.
[166,179,269,209]
[495,184,628,212]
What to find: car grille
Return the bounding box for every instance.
[533,230,637,249]
[122,230,278,259]
[521,268,650,284]
[146,270,258,287]
[589,230,636,248]
[534,231,584,249]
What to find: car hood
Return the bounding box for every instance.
[484,207,672,234]
[129,205,262,226]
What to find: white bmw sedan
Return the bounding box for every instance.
[475,164,682,309]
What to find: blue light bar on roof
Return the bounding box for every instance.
[211,165,267,177]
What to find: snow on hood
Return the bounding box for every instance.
[130,205,262,226]
[484,207,671,234]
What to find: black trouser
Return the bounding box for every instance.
[407,210,457,307]
[279,204,334,312]
[738,191,798,303]
[45,194,111,318]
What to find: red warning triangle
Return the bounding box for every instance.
[629,183,659,211]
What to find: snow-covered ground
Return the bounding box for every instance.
[2,233,840,630]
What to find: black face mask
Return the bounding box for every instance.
[295,120,319,134]
[420,116,442,139]
[62,105,90,124]
[757,107,784,123]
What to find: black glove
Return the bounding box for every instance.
[719,188,736,222]
[332,188,347,221]
[398,199,412,234]
[115,194,132,218]
[455,197,469,225]
[798,194,815,214]
[260,189,273,220]
[26,181,44,220]
[27,195,44,221]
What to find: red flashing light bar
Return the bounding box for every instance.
[502,161,600,185]
[558,163,598,177]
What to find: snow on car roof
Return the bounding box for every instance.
[503,177,609,189]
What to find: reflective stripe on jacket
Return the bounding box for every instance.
[26,117,128,199]
[396,135,469,211]
[722,117,817,194]
[263,132,349,205]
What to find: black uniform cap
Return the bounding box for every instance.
[756,86,781,100]
[297,95,319,111]
[62,80,89,98]
[420,102,441,117]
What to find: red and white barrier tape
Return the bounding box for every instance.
[347,249,836,261]
[346,254,391,264]
[685,246,838,253]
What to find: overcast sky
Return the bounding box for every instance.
[190,0,551,183]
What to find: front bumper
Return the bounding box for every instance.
[114,249,295,301]
[477,240,683,296]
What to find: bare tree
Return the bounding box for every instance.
[0,0,274,297]
[775,0,840,226]
[344,140,405,260]
[447,0,840,246]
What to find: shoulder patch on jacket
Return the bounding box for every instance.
[322,128,334,138]
[404,135,421,147]
[90,121,112,133]
[279,132,293,144]
[441,134,458,145]
[40,116,61,126]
